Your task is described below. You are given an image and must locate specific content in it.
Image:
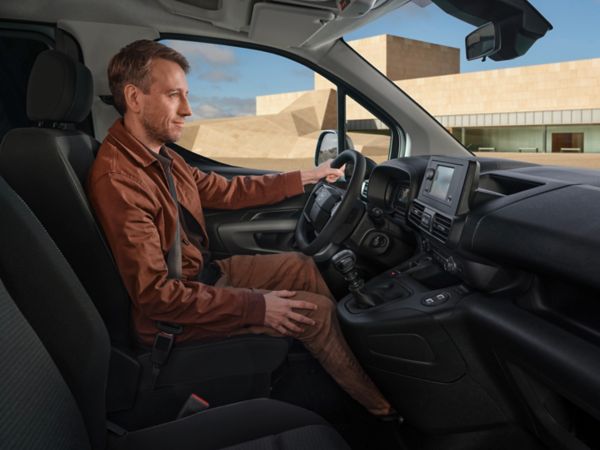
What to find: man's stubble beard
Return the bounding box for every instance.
[141,115,177,145]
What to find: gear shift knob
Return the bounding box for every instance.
[331,249,357,275]
[331,249,379,308]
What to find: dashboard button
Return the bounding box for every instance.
[422,297,436,306]
[422,292,450,307]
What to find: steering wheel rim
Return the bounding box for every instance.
[295,149,366,255]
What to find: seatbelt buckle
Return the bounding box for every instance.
[176,393,210,419]
[151,331,175,367]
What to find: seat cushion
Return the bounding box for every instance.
[220,424,348,450]
[113,398,349,450]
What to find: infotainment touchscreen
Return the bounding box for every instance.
[416,156,479,217]
[429,165,454,201]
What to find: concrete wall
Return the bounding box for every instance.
[256,89,311,115]
[400,58,600,117]
[314,34,459,90]
[259,34,600,122]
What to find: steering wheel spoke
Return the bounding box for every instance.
[295,150,366,255]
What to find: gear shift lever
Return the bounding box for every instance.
[331,249,379,308]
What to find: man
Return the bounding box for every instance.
[87,40,392,416]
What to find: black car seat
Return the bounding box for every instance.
[0,177,349,450]
[0,49,289,428]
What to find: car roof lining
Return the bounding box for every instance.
[0,0,411,50]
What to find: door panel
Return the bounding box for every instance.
[205,197,307,258]
[172,143,309,258]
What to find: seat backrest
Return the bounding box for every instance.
[0,277,92,450]
[0,49,132,346]
[0,175,110,450]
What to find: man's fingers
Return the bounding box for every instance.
[289,300,318,310]
[283,320,304,334]
[272,290,296,298]
[288,311,316,326]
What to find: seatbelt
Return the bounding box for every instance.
[163,155,183,280]
[150,150,184,389]
[150,149,220,388]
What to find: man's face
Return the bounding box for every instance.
[138,58,192,145]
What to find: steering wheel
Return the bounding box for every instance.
[295,149,366,255]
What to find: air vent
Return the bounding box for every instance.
[431,213,452,242]
[408,202,425,227]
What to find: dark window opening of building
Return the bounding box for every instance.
[552,133,584,153]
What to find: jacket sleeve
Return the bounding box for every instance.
[87,172,265,330]
[192,168,304,209]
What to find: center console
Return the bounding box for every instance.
[335,156,508,432]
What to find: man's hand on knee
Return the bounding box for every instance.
[264,290,317,336]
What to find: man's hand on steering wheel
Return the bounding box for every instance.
[295,150,367,255]
[263,290,317,336]
[300,159,345,185]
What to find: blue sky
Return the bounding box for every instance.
[167,0,600,119]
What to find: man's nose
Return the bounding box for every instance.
[180,96,192,117]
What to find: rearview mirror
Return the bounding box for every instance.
[466,22,501,61]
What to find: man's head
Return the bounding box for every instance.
[108,40,192,146]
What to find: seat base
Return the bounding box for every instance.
[109,398,349,450]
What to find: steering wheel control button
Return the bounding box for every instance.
[422,292,450,307]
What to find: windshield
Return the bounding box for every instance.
[345,0,600,169]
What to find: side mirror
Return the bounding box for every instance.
[315,130,354,166]
[466,22,501,61]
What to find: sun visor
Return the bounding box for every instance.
[249,3,335,48]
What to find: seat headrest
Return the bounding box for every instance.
[27,50,93,124]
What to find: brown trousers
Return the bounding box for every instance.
[215,252,390,415]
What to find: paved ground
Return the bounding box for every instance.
[218,152,600,171]
[475,152,600,169]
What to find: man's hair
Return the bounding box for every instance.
[108,40,190,115]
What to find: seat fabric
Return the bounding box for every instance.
[0,278,91,450]
[0,176,110,450]
[221,425,348,450]
[111,398,349,450]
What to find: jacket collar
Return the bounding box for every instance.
[107,119,165,168]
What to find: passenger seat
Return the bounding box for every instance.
[0,175,349,450]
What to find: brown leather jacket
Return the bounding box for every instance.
[87,120,303,343]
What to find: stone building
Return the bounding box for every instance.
[179,34,600,168]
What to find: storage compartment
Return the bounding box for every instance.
[478,173,543,195]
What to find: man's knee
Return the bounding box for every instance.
[301,293,335,322]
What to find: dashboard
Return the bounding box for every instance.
[364,154,600,292]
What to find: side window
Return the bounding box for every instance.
[345,96,392,164]
[166,40,336,171]
[166,40,391,170]
[0,33,49,142]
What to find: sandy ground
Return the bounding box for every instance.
[216,152,600,171]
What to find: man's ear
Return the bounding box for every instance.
[123,84,142,114]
